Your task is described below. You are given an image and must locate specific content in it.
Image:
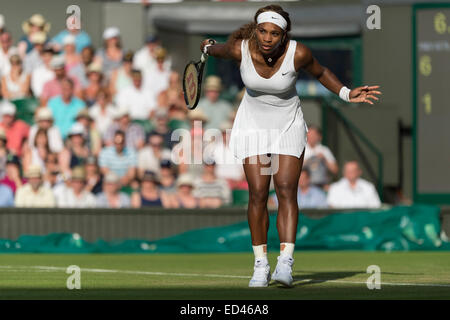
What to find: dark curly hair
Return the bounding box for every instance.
[228,4,291,48]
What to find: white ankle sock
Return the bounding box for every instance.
[280,242,295,257]
[252,244,267,261]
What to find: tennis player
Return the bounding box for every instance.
[200,4,381,287]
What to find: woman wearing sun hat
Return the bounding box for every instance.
[18,14,51,57]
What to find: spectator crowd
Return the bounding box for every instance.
[0,13,381,209]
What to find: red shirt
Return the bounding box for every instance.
[0,120,30,157]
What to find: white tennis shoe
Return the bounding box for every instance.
[272,254,294,287]
[248,258,271,287]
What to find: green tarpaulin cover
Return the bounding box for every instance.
[1,205,449,253]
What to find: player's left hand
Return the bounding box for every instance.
[349,85,382,105]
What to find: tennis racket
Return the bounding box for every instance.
[182,40,214,110]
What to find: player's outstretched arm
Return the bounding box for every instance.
[200,38,242,62]
[295,42,382,105]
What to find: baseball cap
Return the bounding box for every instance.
[160,159,172,169]
[68,122,86,137]
[145,35,159,44]
[103,27,120,40]
[63,34,76,46]
[141,171,160,184]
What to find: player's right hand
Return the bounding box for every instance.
[200,39,217,53]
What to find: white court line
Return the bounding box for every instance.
[1,265,450,288]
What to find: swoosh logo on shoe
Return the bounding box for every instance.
[282,72,289,76]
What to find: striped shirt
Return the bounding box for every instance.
[98,146,137,178]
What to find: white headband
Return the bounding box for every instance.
[256,11,288,31]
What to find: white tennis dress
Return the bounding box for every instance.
[229,39,308,160]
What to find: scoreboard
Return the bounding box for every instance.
[413,4,450,203]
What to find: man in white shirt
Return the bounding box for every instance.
[327,161,381,208]
[23,31,46,74]
[116,69,156,120]
[0,31,16,78]
[142,47,171,101]
[31,46,55,98]
[56,166,97,208]
[137,133,172,178]
[304,125,339,188]
[133,35,171,73]
[15,165,56,208]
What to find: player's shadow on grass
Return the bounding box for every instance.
[290,271,361,287]
[270,270,422,288]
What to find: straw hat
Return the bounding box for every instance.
[104,172,120,184]
[188,108,208,122]
[176,173,194,188]
[76,108,92,121]
[71,166,86,181]
[204,75,222,91]
[35,107,53,121]
[22,14,51,35]
[25,165,42,179]
[86,62,103,74]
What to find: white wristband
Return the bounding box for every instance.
[203,44,212,55]
[339,86,351,102]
